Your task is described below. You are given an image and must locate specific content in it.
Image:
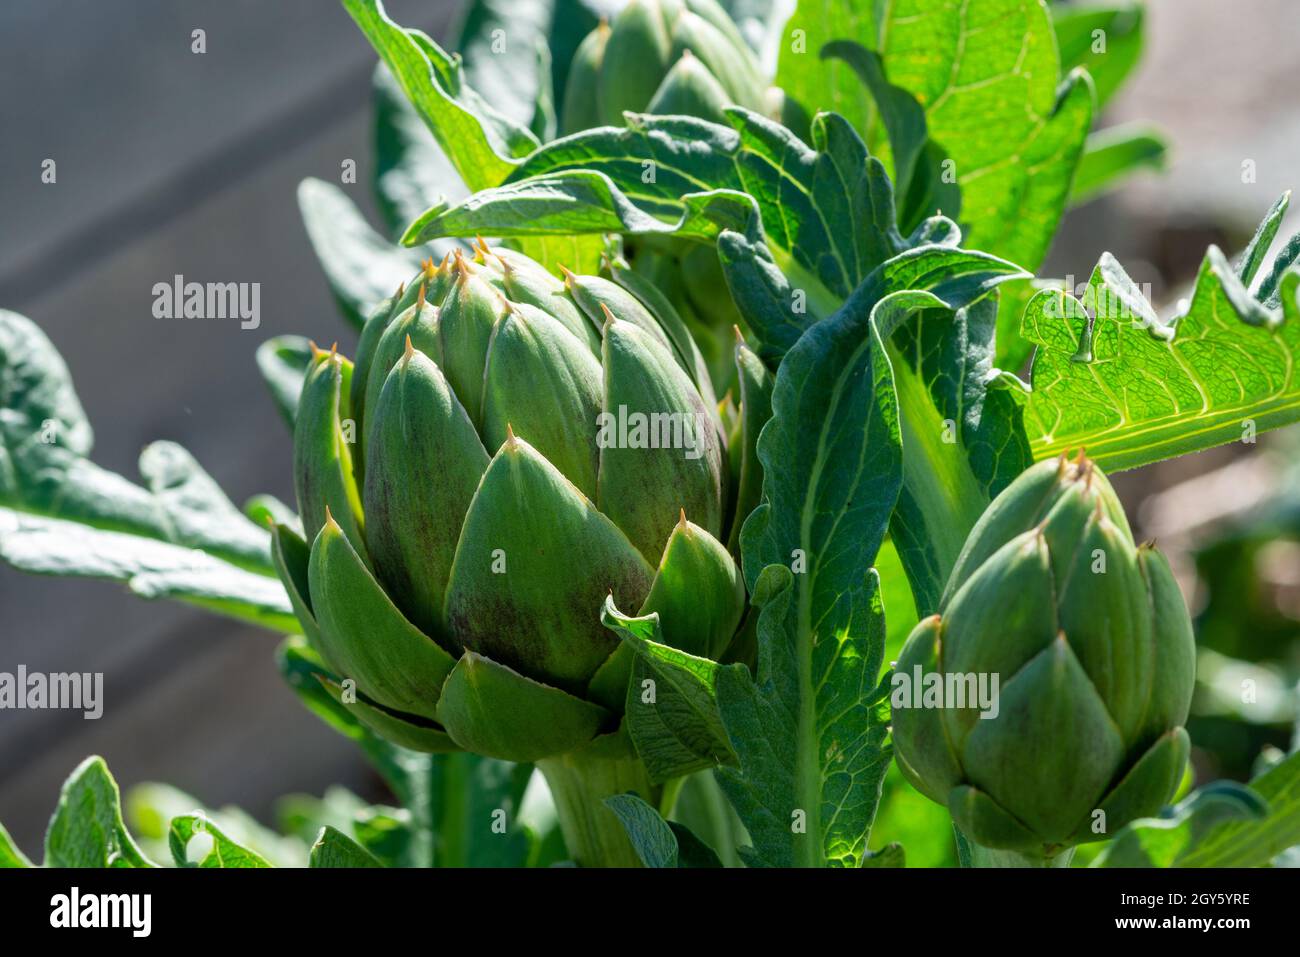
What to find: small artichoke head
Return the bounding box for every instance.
[891,453,1196,858]
[277,244,756,763]
[560,0,769,132]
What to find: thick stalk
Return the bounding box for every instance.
[536,733,662,868]
[968,843,1076,868]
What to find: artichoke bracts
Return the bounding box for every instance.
[273,244,768,863]
[891,454,1196,863]
[560,0,770,134]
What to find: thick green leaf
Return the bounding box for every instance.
[1052,1,1145,109]
[405,110,913,314]
[774,1,875,134]
[0,822,33,868]
[342,0,535,193]
[0,311,294,631]
[277,637,543,867]
[1023,204,1300,471]
[786,0,1093,274]
[605,793,724,868]
[454,0,603,132]
[168,815,272,868]
[1070,124,1167,205]
[604,794,680,867]
[887,296,1034,614]
[298,178,425,332]
[1092,780,1272,868]
[309,825,384,867]
[1178,752,1300,867]
[874,0,1095,272]
[255,335,314,428]
[44,757,157,868]
[724,288,958,867]
[127,782,308,868]
[602,599,737,783]
[862,842,906,867]
[372,62,469,242]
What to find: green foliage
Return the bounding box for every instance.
[1022,196,1300,471]
[0,311,295,631]
[42,758,157,868]
[4,0,1299,871]
[1094,750,1300,867]
[605,793,723,867]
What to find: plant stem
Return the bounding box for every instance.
[968,843,1076,868]
[536,733,662,868]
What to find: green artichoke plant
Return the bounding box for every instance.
[560,0,771,134]
[891,453,1196,866]
[271,242,763,866]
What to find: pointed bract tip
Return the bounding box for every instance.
[329,341,339,358]
[599,302,616,329]
[323,504,340,531]
[452,249,473,282]
[732,324,744,344]
[395,281,406,300]
[505,422,518,448]
[421,257,435,279]
[677,507,688,529]
[417,282,427,310]
[403,333,415,363]
[558,264,577,286]
[309,339,326,360]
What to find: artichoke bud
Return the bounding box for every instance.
[560,18,610,135]
[581,0,768,127]
[285,241,745,764]
[349,257,449,482]
[361,285,443,458]
[481,303,604,499]
[436,252,509,425]
[490,247,601,354]
[597,316,725,564]
[638,510,744,659]
[564,268,676,358]
[363,340,489,640]
[293,345,365,557]
[646,49,731,123]
[444,433,656,693]
[892,453,1196,855]
[667,9,766,112]
[597,0,675,125]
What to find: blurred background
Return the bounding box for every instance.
[1,0,1298,860]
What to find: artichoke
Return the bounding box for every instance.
[273,243,765,865]
[560,0,770,133]
[891,453,1196,864]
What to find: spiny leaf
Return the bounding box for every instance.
[309,825,384,867]
[1023,199,1300,471]
[44,757,157,868]
[169,814,272,868]
[0,311,294,631]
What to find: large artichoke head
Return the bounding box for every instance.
[561,0,770,133]
[891,454,1196,859]
[275,243,760,763]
